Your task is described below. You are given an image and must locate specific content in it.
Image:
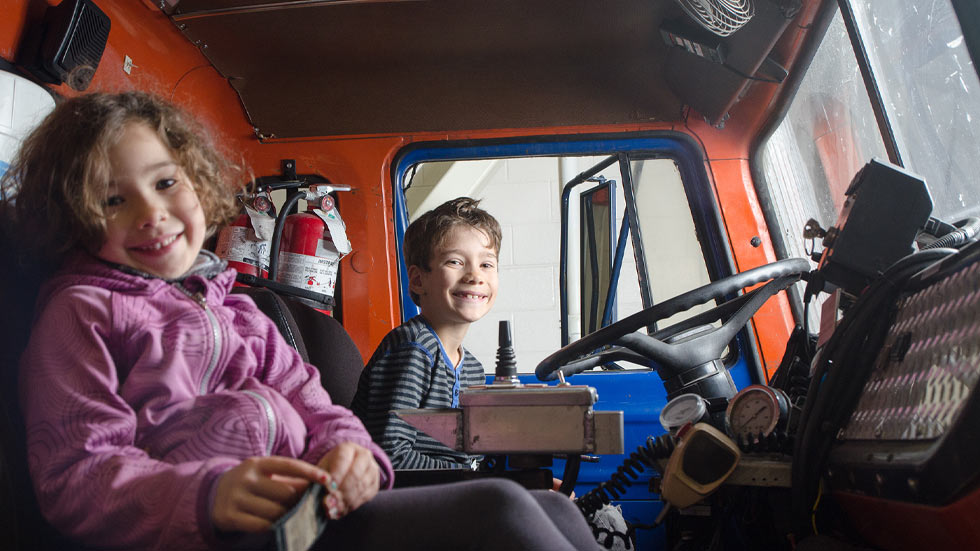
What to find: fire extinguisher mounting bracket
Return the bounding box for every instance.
[306,183,352,196]
[253,175,326,193]
[302,184,351,212]
[251,159,351,194]
[235,273,335,308]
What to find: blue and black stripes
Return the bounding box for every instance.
[352,315,484,469]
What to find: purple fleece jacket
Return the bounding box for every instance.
[19,252,393,550]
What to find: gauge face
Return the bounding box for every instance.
[660,393,707,431]
[725,385,788,439]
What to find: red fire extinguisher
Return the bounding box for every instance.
[215,192,275,285]
[270,184,351,314]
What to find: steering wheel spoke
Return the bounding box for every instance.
[556,346,653,378]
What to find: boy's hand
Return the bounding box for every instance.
[317,442,380,518]
[552,477,576,499]
[212,456,329,533]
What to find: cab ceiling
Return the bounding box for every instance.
[167,0,791,139]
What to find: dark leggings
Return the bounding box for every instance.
[316,479,599,550]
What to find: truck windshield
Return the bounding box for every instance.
[853,0,980,222]
[759,0,979,311]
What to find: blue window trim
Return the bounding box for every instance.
[389,130,761,383]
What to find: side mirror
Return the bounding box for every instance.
[579,179,617,336]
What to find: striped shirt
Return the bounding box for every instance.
[352,315,485,469]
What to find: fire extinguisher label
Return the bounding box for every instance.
[246,204,276,241]
[215,226,271,272]
[314,208,352,254]
[277,248,341,297]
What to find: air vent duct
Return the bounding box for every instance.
[26,0,110,91]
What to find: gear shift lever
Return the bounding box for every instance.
[493,320,520,385]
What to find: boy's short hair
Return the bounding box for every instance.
[404,197,501,303]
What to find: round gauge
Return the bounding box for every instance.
[660,393,708,432]
[725,385,789,440]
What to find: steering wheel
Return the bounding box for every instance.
[536,258,811,382]
[544,258,809,496]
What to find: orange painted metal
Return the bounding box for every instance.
[693,155,794,378]
[3,0,252,144]
[0,1,37,63]
[674,0,827,375]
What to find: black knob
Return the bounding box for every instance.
[494,320,519,384]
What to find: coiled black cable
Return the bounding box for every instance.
[576,433,677,518]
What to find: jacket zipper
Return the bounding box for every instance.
[175,284,275,455]
[174,284,222,395]
[243,390,277,455]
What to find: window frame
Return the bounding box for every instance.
[391,131,765,383]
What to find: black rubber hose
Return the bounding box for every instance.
[794,249,955,469]
[924,217,980,249]
[267,191,307,281]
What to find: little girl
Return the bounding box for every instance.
[2,92,599,550]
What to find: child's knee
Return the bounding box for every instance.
[468,478,534,509]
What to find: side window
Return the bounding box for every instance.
[760,11,887,263]
[403,152,713,374]
[849,0,980,222]
[407,157,574,372]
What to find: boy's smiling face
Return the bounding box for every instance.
[409,224,499,330]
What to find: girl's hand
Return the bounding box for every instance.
[212,456,330,533]
[317,442,380,518]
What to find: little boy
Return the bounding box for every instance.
[352,197,500,469]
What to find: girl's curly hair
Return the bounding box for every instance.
[0,91,242,270]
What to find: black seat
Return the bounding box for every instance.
[232,287,364,408]
[0,223,81,550]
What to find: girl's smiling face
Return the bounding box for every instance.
[95,122,206,279]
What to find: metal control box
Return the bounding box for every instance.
[396,384,624,455]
